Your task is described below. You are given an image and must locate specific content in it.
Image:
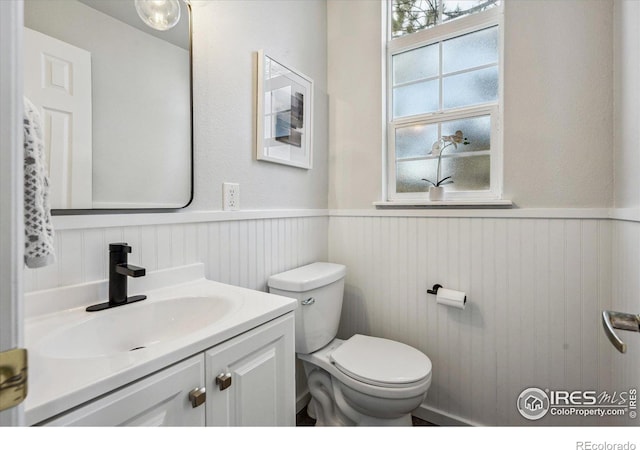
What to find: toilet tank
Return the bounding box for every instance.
[268,262,346,354]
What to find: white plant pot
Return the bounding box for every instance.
[429,186,445,201]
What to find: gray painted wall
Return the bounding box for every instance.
[189,0,329,211]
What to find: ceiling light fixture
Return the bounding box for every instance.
[134,0,181,31]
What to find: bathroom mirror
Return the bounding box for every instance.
[23,0,192,211]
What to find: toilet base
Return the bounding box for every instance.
[303,362,415,427]
[308,401,412,426]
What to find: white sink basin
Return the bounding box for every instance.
[23,263,297,426]
[35,296,238,359]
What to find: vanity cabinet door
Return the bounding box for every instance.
[41,355,206,426]
[205,313,295,426]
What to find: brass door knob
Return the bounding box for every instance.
[188,387,206,408]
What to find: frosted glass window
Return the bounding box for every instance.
[392,26,498,118]
[441,115,491,153]
[393,44,438,85]
[442,155,490,191]
[395,123,439,160]
[388,1,501,199]
[442,27,498,74]
[443,66,498,109]
[393,79,439,118]
[396,155,490,193]
[396,159,432,193]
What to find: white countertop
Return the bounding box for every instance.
[24,264,297,425]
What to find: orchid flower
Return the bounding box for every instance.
[422,130,469,187]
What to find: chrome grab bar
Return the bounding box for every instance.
[602,310,640,353]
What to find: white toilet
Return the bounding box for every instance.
[268,262,432,426]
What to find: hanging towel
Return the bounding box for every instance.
[23,96,56,268]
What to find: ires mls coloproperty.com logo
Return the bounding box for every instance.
[517,387,637,421]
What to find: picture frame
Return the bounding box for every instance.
[256,50,313,169]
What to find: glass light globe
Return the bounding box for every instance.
[135,0,181,31]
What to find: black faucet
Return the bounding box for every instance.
[86,243,147,312]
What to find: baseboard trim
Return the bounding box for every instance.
[413,404,482,427]
[296,391,478,426]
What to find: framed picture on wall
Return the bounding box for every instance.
[256,50,313,169]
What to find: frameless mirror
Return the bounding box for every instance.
[23,0,192,211]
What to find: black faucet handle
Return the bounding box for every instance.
[116,263,146,278]
[109,243,132,253]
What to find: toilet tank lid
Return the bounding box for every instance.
[267,262,346,292]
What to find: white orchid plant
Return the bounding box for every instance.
[422,130,469,188]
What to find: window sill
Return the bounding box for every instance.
[373,199,513,209]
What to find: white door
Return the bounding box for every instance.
[0,0,25,427]
[23,27,92,209]
[205,314,295,426]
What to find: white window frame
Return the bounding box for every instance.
[384,3,504,203]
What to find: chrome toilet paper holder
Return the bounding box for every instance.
[602,310,640,353]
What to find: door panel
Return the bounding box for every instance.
[23,27,92,209]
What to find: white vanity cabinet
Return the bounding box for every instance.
[205,313,295,426]
[39,314,295,427]
[42,354,206,426]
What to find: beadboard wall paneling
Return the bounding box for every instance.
[328,216,639,426]
[24,216,328,294]
[24,212,639,426]
[611,220,640,408]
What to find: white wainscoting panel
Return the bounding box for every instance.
[329,216,638,426]
[611,219,640,417]
[24,212,640,427]
[24,216,328,294]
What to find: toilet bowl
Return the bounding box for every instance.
[299,335,432,426]
[268,262,432,426]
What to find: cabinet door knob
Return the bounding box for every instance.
[188,387,206,408]
[216,372,232,391]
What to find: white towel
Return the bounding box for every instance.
[23,97,56,268]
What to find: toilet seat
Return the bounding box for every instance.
[298,337,432,401]
[329,334,432,389]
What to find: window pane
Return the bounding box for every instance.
[396,159,433,193]
[441,115,491,153]
[442,155,490,191]
[393,79,439,118]
[442,27,498,74]
[391,0,439,38]
[396,154,490,193]
[442,1,500,24]
[395,123,438,160]
[391,1,500,38]
[443,66,498,109]
[393,44,439,85]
